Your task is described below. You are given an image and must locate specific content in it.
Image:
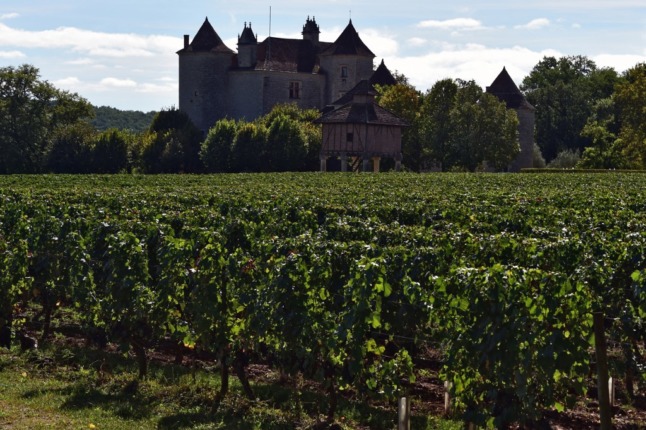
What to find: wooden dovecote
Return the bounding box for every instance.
[315,80,408,172]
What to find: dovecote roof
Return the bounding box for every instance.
[316,82,408,127]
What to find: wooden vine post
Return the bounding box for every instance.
[594,312,612,430]
[398,397,410,430]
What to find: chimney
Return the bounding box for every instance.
[183,35,189,49]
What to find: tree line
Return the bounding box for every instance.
[376,77,521,172]
[1,58,644,174]
[375,57,646,171]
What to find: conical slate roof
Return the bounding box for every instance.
[486,67,533,110]
[370,60,397,86]
[183,18,233,53]
[321,20,375,57]
[238,22,257,45]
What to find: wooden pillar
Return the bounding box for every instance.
[372,157,381,173]
[319,155,327,172]
[395,153,402,172]
[340,153,348,172]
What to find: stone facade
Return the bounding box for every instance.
[178,17,391,134]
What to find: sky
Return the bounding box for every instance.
[1,1,644,112]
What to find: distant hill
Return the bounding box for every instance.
[90,106,157,132]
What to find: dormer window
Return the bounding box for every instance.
[341,66,348,78]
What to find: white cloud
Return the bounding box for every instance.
[0,23,179,58]
[389,44,562,92]
[0,13,19,20]
[137,81,177,93]
[360,28,399,57]
[100,77,137,88]
[593,54,646,72]
[526,0,644,8]
[65,58,95,65]
[417,18,482,30]
[407,37,427,47]
[0,49,24,58]
[53,76,82,87]
[515,18,550,30]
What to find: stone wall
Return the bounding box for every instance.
[260,71,325,115]
[179,52,231,134]
[228,71,265,120]
[320,54,374,105]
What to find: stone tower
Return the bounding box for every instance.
[237,22,257,68]
[177,18,233,134]
[319,20,375,105]
[486,67,535,171]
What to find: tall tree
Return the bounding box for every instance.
[149,108,203,173]
[424,79,519,172]
[420,79,458,169]
[579,97,625,169]
[375,83,422,171]
[231,122,267,172]
[520,56,619,162]
[265,114,308,172]
[476,93,520,171]
[579,63,646,169]
[614,63,646,168]
[445,80,482,170]
[45,122,95,173]
[0,64,92,173]
[200,119,238,173]
[92,129,131,173]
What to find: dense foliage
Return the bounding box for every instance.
[91,105,157,132]
[0,65,93,173]
[376,79,519,172]
[1,173,645,427]
[520,56,618,162]
[200,104,322,173]
[579,63,646,169]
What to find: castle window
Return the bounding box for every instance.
[289,81,301,99]
[346,132,353,143]
[341,66,348,78]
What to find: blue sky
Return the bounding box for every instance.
[1,1,644,112]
